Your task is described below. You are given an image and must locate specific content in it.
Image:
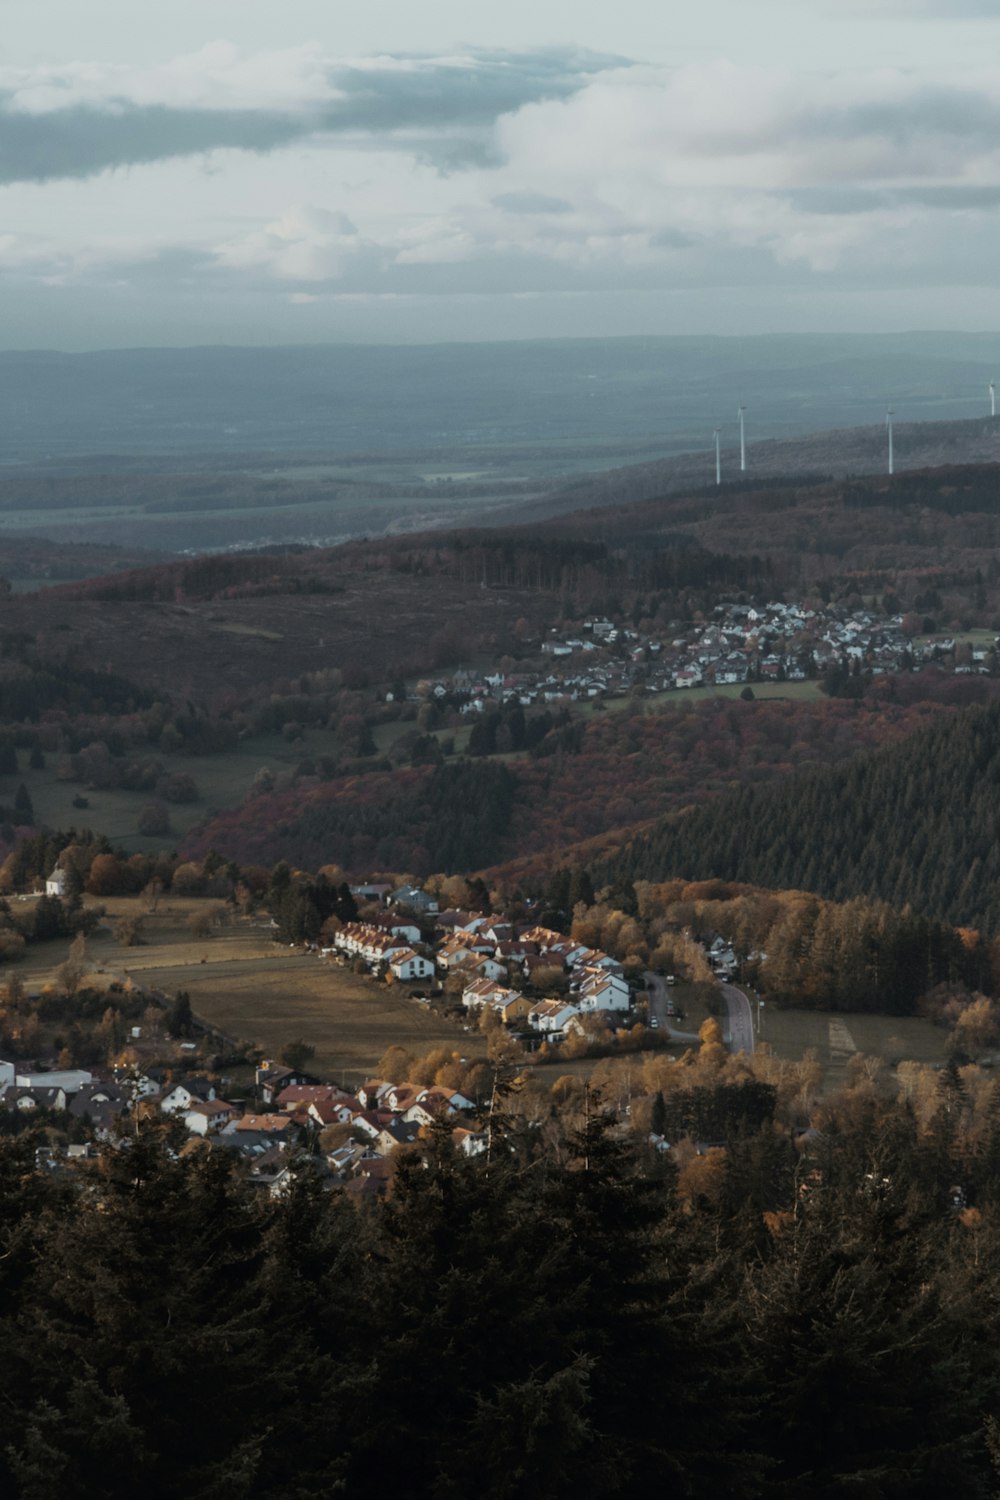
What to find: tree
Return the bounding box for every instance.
[54,932,89,997]
[166,991,194,1039]
[137,802,171,837]
[114,915,144,948]
[280,1039,317,1074]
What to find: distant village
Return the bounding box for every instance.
[423,602,994,710]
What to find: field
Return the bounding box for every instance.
[760,1001,947,1083]
[17,898,485,1086]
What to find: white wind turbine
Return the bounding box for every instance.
[713,428,721,486]
[991,381,996,418]
[738,405,747,473]
[886,408,894,476]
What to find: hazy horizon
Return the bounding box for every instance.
[2,331,998,470]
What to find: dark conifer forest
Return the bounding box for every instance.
[3,1107,1000,1500]
[606,698,1000,936]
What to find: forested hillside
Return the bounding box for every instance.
[183,697,944,875]
[3,1099,1000,1498]
[605,699,1000,934]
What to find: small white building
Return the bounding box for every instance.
[389,949,435,981]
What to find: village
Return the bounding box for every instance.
[427,601,992,710]
[0,873,743,1194]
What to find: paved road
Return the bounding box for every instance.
[644,971,700,1045]
[719,981,755,1055]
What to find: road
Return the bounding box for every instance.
[720,981,755,1055]
[644,972,700,1045]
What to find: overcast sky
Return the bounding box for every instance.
[6,1,1000,348]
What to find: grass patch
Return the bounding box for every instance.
[761,1004,947,1081]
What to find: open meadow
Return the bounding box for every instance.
[17,897,485,1086]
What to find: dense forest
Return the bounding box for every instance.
[605,698,1000,935]
[3,1098,1000,1498]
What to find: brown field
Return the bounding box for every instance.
[19,898,485,1086]
[762,1004,948,1079]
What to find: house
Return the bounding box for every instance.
[424,1085,474,1113]
[160,1077,216,1115]
[350,882,393,903]
[492,993,533,1025]
[469,956,508,984]
[495,938,538,963]
[345,1107,383,1140]
[574,970,630,1013]
[45,866,69,898]
[367,914,422,945]
[374,1120,422,1155]
[528,1000,580,1034]
[245,1145,294,1195]
[229,1113,295,1137]
[69,1081,126,1121]
[389,886,439,915]
[1,1085,67,1112]
[357,1080,393,1109]
[462,978,521,1011]
[384,1082,423,1113]
[307,1099,356,1128]
[389,949,435,981]
[184,1099,239,1136]
[275,1084,351,1112]
[256,1063,322,1104]
[437,937,478,971]
[452,1127,486,1157]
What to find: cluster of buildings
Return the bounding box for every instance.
[328,905,635,1043]
[3,1053,483,1197]
[421,604,992,711]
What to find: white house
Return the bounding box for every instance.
[462,979,521,1011]
[575,970,630,1012]
[389,949,435,981]
[160,1079,216,1115]
[183,1099,238,1135]
[45,867,68,898]
[528,1000,580,1034]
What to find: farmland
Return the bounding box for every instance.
[16,897,486,1085]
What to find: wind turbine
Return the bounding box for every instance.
[886,408,894,476]
[738,405,747,473]
[991,381,996,418]
[713,428,721,486]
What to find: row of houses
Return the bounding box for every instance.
[324,905,636,1044]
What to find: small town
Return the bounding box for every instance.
[427,601,993,711]
[0,871,746,1195]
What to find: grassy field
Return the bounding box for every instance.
[15,898,485,1086]
[679,976,948,1084]
[761,1004,947,1077]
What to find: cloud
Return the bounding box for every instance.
[836,1,1000,15]
[0,45,622,184]
[492,191,573,214]
[11,50,1000,319]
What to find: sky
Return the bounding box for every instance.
[6,1,1000,348]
